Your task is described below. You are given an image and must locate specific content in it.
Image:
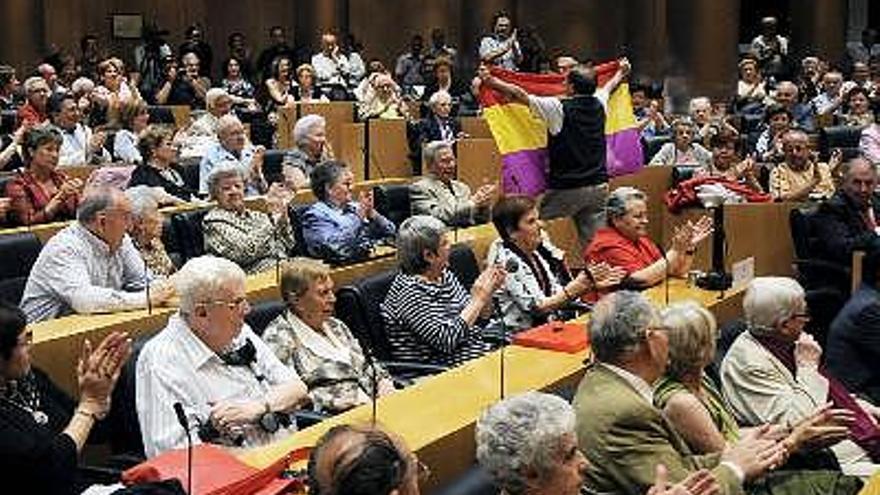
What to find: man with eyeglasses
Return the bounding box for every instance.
[20,187,175,323]
[47,92,110,166]
[136,255,308,458]
[769,129,836,202]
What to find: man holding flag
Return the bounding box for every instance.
[479,58,632,247]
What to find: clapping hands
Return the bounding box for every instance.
[671,216,713,254]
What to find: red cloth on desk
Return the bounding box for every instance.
[583,226,662,275]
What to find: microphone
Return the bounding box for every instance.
[494,253,519,400]
[144,256,152,315]
[173,402,193,495]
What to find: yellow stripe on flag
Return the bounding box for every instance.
[605,83,639,135]
[482,104,548,154]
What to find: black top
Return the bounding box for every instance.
[813,191,880,265]
[128,164,195,201]
[165,77,205,109]
[547,96,607,190]
[827,284,880,405]
[0,368,81,495]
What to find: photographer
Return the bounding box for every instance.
[155,51,211,109]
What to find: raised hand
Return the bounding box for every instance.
[357,190,375,220]
[585,262,627,291]
[794,332,822,368]
[77,331,132,418]
[647,465,720,495]
[723,425,787,481]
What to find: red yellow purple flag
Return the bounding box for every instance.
[478,61,643,197]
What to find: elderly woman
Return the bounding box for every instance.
[293,64,329,103]
[263,258,395,413]
[736,58,767,107]
[721,277,880,477]
[755,104,791,163]
[421,57,467,110]
[5,125,82,226]
[308,425,424,495]
[381,215,504,370]
[93,58,141,111]
[128,125,194,201]
[199,114,267,196]
[649,119,712,168]
[203,166,296,274]
[689,97,738,144]
[842,86,875,127]
[17,76,50,127]
[411,140,495,227]
[112,98,150,163]
[490,195,625,331]
[301,161,396,264]
[584,187,712,287]
[125,187,175,276]
[283,114,335,189]
[476,392,590,495]
[698,132,764,192]
[358,73,410,120]
[0,302,130,494]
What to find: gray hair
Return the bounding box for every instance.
[216,114,243,136]
[309,160,347,202]
[396,215,447,275]
[688,96,712,115]
[841,157,877,180]
[174,255,246,315]
[427,89,452,109]
[743,277,805,332]
[206,164,245,200]
[661,301,718,379]
[423,140,453,168]
[205,87,231,111]
[590,291,658,363]
[476,392,577,495]
[606,186,646,221]
[23,76,47,94]
[70,77,95,95]
[293,114,326,149]
[77,187,121,224]
[125,186,160,219]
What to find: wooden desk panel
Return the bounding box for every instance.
[275,107,297,149]
[367,119,411,179]
[461,117,491,139]
[299,102,355,163]
[609,166,672,244]
[456,138,501,191]
[339,123,366,181]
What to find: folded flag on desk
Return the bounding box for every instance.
[478,61,643,197]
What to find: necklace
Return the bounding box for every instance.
[1,375,48,425]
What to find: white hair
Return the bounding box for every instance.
[427,89,452,109]
[24,76,47,93]
[476,392,577,495]
[292,114,326,149]
[606,186,646,221]
[70,77,95,95]
[423,140,453,167]
[688,96,712,115]
[590,291,658,363]
[205,87,231,111]
[124,186,160,219]
[216,114,243,135]
[743,277,805,331]
[206,163,245,199]
[175,255,245,315]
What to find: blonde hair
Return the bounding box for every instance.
[661,301,718,379]
[280,257,331,306]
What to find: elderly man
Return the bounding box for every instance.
[187,87,234,138]
[311,32,351,98]
[574,291,792,495]
[20,187,175,322]
[199,114,266,196]
[203,166,296,274]
[810,71,846,119]
[480,59,630,246]
[136,255,309,457]
[773,81,815,132]
[17,76,50,127]
[283,114,334,189]
[812,158,880,266]
[722,277,880,477]
[769,129,836,201]
[47,92,110,166]
[410,141,495,227]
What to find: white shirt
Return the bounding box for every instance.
[57,122,111,167]
[113,129,142,164]
[20,222,150,323]
[311,52,351,88]
[527,89,610,136]
[136,314,298,458]
[600,362,654,404]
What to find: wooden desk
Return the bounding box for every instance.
[456,138,501,192]
[299,102,355,166]
[238,279,743,491]
[367,119,411,179]
[339,123,366,181]
[461,117,492,139]
[609,166,673,243]
[31,248,399,396]
[275,107,297,149]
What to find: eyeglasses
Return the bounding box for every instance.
[791,312,811,320]
[202,297,250,312]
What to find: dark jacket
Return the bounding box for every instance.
[128,164,195,201]
[812,191,880,265]
[827,283,880,405]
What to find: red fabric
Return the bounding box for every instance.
[5,169,79,225]
[16,103,46,127]
[478,60,621,107]
[513,322,589,353]
[583,226,663,275]
[664,176,772,214]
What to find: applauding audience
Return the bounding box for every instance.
[199,114,267,196]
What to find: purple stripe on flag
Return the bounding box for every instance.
[500,148,549,197]
[605,128,644,178]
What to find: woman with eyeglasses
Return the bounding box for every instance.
[0,302,131,495]
[308,424,426,495]
[263,258,395,414]
[127,125,195,201]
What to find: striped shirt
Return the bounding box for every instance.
[381,269,491,369]
[135,314,298,458]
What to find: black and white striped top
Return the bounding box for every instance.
[381,269,492,368]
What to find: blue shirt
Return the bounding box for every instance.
[301,200,396,263]
[198,142,263,196]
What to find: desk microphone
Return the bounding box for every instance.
[173,402,193,495]
[495,256,519,400]
[144,256,152,315]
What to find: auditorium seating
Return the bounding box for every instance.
[261,148,287,185]
[641,135,671,163]
[373,182,412,228]
[0,231,42,304]
[107,336,151,459]
[818,125,863,162]
[170,208,210,261]
[244,299,287,336]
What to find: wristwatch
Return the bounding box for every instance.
[258,401,279,433]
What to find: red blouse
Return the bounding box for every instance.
[5,169,79,225]
[583,226,663,275]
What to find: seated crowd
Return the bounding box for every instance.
[4,13,880,495]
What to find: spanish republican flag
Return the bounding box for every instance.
[478,61,643,197]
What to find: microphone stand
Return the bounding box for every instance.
[173,402,193,495]
[696,203,732,293]
[145,256,152,315]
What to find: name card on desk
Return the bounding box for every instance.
[513,322,589,353]
[731,256,755,289]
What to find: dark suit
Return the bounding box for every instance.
[573,364,742,495]
[812,191,880,266]
[827,283,880,405]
